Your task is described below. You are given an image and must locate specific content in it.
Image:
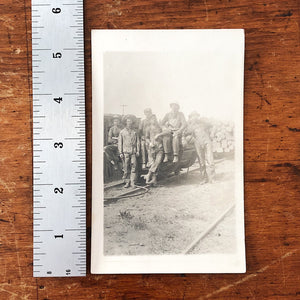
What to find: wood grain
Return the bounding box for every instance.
[0,0,299,299]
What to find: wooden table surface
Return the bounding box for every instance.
[0,0,299,299]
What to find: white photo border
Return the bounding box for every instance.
[91,29,245,274]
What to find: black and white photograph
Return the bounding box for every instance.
[92,30,245,274]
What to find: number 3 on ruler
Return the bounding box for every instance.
[54,142,63,148]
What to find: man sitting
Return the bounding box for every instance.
[161,102,187,163]
[143,116,164,185]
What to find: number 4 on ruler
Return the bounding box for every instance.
[32,0,86,277]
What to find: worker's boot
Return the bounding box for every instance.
[149,173,157,186]
[124,180,130,188]
[144,171,152,184]
[130,173,137,188]
[173,155,179,163]
[199,167,207,184]
[206,168,215,184]
[163,154,170,163]
[147,153,153,167]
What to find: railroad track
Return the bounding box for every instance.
[104,158,235,254]
[104,158,226,203]
[183,203,235,254]
[104,185,150,202]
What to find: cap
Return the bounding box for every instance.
[122,114,137,124]
[170,102,180,109]
[144,108,152,114]
[189,111,200,119]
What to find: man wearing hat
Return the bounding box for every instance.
[161,102,187,163]
[118,115,140,188]
[143,116,164,185]
[139,108,156,169]
[108,115,122,145]
[104,115,122,173]
[186,111,215,183]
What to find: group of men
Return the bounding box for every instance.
[107,102,215,188]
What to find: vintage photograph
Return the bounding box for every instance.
[92,30,245,273]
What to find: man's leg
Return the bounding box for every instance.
[194,141,207,183]
[148,150,164,185]
[123,153,131,188]
[172,134,181,163]
[130,154,138,187]
[204,142,215,183]
[144,148,155,184]
[146,142,153,167]
[162,134,172,162]
[149,150,164,174]
[141,139,147,169]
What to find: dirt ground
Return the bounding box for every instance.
[104,158,236,256]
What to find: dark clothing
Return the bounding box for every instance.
[104,144,119,166]
[103,145,119,181]
[108,126,121,145]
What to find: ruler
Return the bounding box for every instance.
[32,0,86,277]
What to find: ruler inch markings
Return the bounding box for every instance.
[32,0,86,278]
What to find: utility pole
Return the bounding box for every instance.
[121,104,128,116]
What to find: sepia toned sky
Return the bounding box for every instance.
[103,51,242,122]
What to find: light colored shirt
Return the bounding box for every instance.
[161,111,186,133]
[186,120,211,145]
[118,127,140,154]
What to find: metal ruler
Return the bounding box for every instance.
[32,0,86,277]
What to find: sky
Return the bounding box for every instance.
[103,51,242,122]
